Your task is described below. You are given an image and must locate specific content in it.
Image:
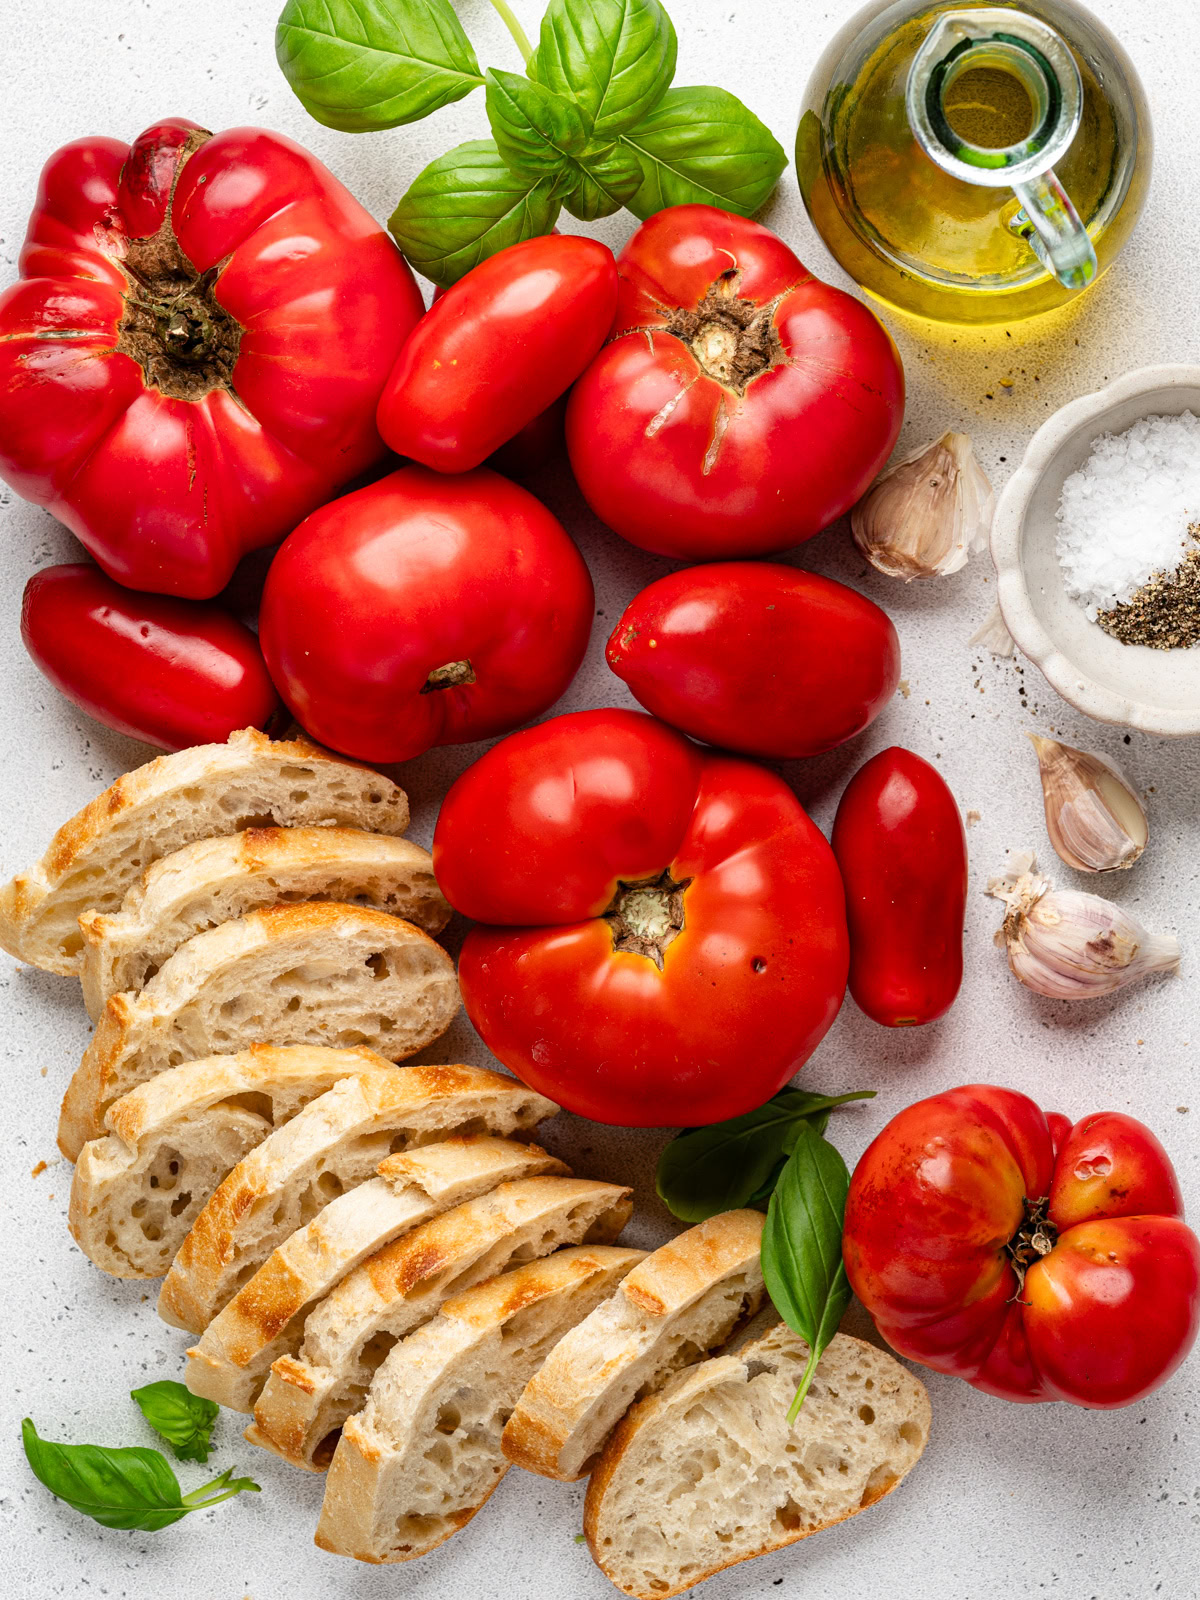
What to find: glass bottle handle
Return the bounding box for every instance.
[1011,172,1098,291]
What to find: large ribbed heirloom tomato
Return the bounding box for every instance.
[432,709,849,1126]
[0,118,423,597]
[844,1086,1200,1407]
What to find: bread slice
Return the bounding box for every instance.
[157,1066,557,1334]
[57,903,460,1159]
[78,828,450,1019]
[249,1174,635,1471]
[503,1209,765,1482]
[68,1044,407,1279]
[184,1138,568,1411]
[0,728,408,975]
[315,1246,645,1564]
[584,1324,931,1599]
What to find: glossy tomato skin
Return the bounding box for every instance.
[566,205,904,560]
[844,1086,1200,1407]
[606,563,900,758]
[378,235,617,472]
[434,709,849,1126]
[0,119,423,597]
[21,563,282,750]
[832,746,966,1026]
[259,466,593,763]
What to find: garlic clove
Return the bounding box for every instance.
[851,431,995,581]
[987,848,1179,999]
[1028,735,1148,873]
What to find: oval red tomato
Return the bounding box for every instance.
[259,466,594,763]
[606,562,900,758]
[566,204,904,560]
[433,708,849,1127]
[844,1086,1200,1407]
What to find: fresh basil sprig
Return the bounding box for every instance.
[131,1381,219,1464]
[21,1419,259,1532]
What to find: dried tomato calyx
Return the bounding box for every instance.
[604,868,692,969]
[1005,1195,1058,1299]
[422,659,476,692]
[663,268,785,395]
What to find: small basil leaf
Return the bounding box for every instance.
[485,68,592,180]
[131,1381,218,1464]
[559,140,643,220]
[761,1120,853,1421]
[620,85,787,218]
[531,0,677,138]
[276,0,483,133]
[389,140,561,289]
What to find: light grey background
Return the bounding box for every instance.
[1,2,1198,1596]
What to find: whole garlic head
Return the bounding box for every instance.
[851,432,995,581]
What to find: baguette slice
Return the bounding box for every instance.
[0,728,408,975]
[316,1246,645,1564]
[58,902,460,1159]
[185,1138,568,1411]
[157,1066,557,1334]
[585,1325,931,1600]
[78,828,450,1019]
[503,1208,765,1482]
[249,1174,635,1471]
[69,1044,406,1279]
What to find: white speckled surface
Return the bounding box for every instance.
[2,2,1198,1596]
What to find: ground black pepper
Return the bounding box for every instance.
[1096,525,1200,649]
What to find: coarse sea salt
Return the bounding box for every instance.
[1056,412,1200,619]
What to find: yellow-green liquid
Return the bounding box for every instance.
[942,66,1033,147]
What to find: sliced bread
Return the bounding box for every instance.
[584,1324,932,1600]
[157,1065,557,1333]
[68,1044,405,1279]
[78,828,450,1019]
[184,1138,567,1411]
[502,1208,765,1482]
[248,1174,635,1471]
[0,728,408,975]
[315,1246,645,1564]
[57,902,460,1159]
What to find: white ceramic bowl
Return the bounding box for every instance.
[992,363,1200,736]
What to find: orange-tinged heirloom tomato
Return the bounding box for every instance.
[432,709,849,1127]
[844,1087,1200,1407]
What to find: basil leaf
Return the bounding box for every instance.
[620,85,787,218]
[276,0,483,133]
[389,140,561,288]
[559,140,643,221]
[531,0,677,138]
[761,1121,853,1421]
[485,68,592,181]
[131,1381,218,1464]
[656,1089,873,1223]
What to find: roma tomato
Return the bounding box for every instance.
[378,235,617,472]
[566,205,904,559]
[606,562,900,758]
[844,1087,1200,1407]
[21,563,282,750]
[433,709,849,1126]
[259,466,593,763]
[0,118,423,597]
[832,747,966,1026]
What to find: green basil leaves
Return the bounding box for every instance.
[530,0,677,138]
[131,1381,219,1464]
[621,86,787,218]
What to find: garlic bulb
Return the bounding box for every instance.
[1029,735,1148,873]
[988,849,1179,999]
[851,432,995,581]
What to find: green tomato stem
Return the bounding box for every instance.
[786,1346,820,1425]
[487,0,534,64]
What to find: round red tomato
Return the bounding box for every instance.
[433,709,849,1126]
[259,466,593,763]
[606,562,900,758]
[844,1086,1200,1407]
[566,205,904,560]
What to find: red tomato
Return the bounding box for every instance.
[566,205,904,559]
[0,119,423,598]
[832,747,966,1026]
[378,235,617,472]
[844,1087,1200,1407]
[606,562,900,758]
[488,394,568,478]
[259,466,594,763]
[21,563,282,750]
[433,709,849,1126]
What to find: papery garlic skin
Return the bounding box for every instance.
[1029,736,1148,873]
[988,849,1179,999]
[969,602,1016,659]
[851,431,995,581]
